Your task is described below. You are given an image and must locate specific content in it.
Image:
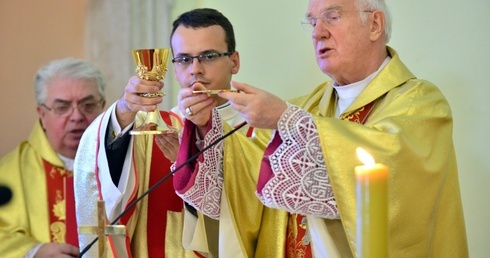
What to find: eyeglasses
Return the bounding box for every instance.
[171,52,233,68]
[41,99,103,117]
[301,9,373,31]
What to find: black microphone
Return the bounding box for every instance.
[0,185,13,206]
[79,121,248,257]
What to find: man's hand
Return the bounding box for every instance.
[219,81,287,129]
[178,83,217,136]
[154,131,180,162]
[116,76,165,129]
[34,243,79,258]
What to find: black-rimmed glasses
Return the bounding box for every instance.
[171,52,233,68]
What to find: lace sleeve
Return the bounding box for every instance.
[173,109,225,219]
[257,103,339,219]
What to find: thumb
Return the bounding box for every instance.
[191,82,207,91]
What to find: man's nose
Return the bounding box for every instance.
[190,57,204,75]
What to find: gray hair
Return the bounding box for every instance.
[34,58,106,105]
[357,0,392,43]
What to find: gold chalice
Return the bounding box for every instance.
[130,48,176,135]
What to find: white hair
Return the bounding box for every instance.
[34,58,106,105]
[356,0,392,43]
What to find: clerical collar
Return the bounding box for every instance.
[332,56,391,117]
[217,101,236,120]
[216,101,245,126]
[217,101,231,110]
[58,153,74,170]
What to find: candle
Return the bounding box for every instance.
[355,147,388,258]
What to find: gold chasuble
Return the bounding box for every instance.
[219,47,467,257]
[0,121,78,256]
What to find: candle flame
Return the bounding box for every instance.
[356,147,375,166]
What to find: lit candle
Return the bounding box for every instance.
[355,147,388,258]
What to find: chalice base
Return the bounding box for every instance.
[129,125,172,135]
[129,110,177,135]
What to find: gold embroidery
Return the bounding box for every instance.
[53,199,66,220]
[287,214,311,258]
[341,106,366,123]
[50,221,66,243]
[48,166,71,243]
[49,167,57,179]
[56,188,63,200]
[299,215,307,229]
[300,216,311,246]
[44,160,76,245]
[49,167,74,178]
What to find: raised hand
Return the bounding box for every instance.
[115,76,164,129]
[178,83,217,130]
[219,81,288,129]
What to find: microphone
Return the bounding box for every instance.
[0,185,13,206]
[79,121,248,257]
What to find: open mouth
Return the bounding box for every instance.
[319,47,331,55]
[68,129,85,138]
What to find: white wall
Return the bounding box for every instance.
[170,0,324,102]
[389,1,490,256]
[0,1,86,158]
[173,0,490,256]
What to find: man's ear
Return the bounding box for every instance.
[231,51,240,75]
[100,100,107,109]
[36,106,46,130]
[370,10,385,41]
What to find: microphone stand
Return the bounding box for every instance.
[78,121,248,257]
